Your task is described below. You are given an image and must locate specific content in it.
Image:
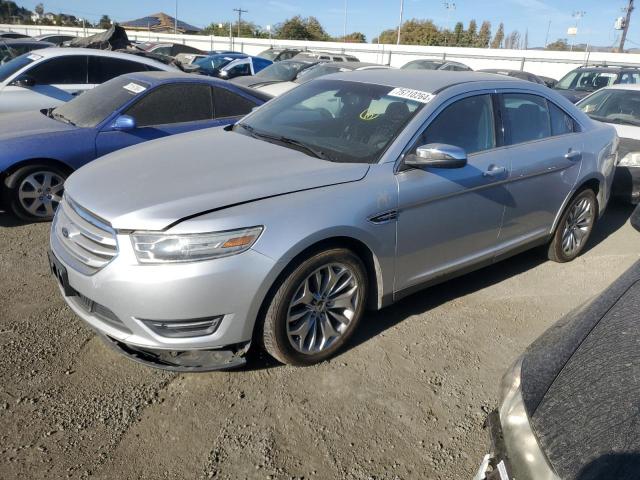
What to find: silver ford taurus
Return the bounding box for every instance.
[48,70,617,370]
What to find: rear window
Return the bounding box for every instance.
[0,53,36,82]
[214,87,256,118]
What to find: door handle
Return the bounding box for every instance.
[483,165,507,178]
[565,150,582,161]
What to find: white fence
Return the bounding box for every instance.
[3,23,633,80]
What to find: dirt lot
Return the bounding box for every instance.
[0,204,638,480]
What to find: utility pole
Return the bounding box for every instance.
[175,0,178,34]
[570,10,586,52]
[619,0,634,53]
[397,0,404,45]
[544,20,551,48]
[233,8,248,38]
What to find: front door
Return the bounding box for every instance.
[395,93,511,293]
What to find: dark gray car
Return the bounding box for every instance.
[476,205,640,480]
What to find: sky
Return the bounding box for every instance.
[14,0,639,48]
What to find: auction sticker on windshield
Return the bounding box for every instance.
[123,82,146,94]
[27,54,42,61]
[388,87,434,104]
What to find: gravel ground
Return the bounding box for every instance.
[1,204,638,480]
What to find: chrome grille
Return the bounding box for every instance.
[53,197,118,273]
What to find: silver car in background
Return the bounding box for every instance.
[49,71,617,371]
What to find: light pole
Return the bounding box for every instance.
[397,0,404,45]
[443,2,456,46]
[174,0,178,34]
[343,0,347,40]
[266,24,272,42]
[570,10,586,52]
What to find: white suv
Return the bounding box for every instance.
[0,48,177,113]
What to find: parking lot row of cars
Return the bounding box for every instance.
[2,27,640,480]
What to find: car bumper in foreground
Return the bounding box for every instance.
[474,359,559,480]
[612,166,640,204]
[49,215,277,371]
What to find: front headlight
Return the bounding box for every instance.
[131,226,263,264]
[618,152,640,168]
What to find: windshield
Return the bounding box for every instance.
[50,76,150,128]
[255,61,310,81]
[258,50,277,61]
[0,52,36,81]
[555,70,617,92]
[194,55,239,73]
[402,60,441,70]
[235,79,426,164]
[577,89,640,126]
[295,64,346,84]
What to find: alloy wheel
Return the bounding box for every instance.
[286,262,361,354]
[561,197,594,256]
[18,171,65,218]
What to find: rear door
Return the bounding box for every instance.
[95,83,219,157]
[498,91,583,245]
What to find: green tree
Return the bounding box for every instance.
[476,21,491,47]
[202,21,265,37]
[504,30,520,49]
[341,32,366,43]
[452,21,464,46]
[464,19,477,47]
[34,3,44,16]
[490,22,504,48]
[306,16,330,41]
[98,14,112,29]
[546,38,569,51]
[275,16,330,41]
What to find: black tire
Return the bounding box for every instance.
[2,164,68,221]
[262,248,368,366]
[547,189,597,263]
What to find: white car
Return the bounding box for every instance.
[578,84,640,203]
[0,48,177,113]
[257,61,391,97]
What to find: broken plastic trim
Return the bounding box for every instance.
[99,333,250,372]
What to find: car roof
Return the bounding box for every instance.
[328,69,519,91]
[320,61,387,70]
[27,47,175,68]
[121,70,227,85]
[0,38,53,46]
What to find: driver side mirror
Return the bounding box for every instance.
[632,205,640,232]
[404,143,468,169]
[11,74,36,88]
[112,115,137,131]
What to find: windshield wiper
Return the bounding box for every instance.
[236,123,333,161]
[52,111,76,126]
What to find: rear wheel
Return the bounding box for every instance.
[2,164,67,221]
[548,189,597,263]
[262,248,367,366]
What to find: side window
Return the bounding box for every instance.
[89,57,150,84]
[619,72,640,84]
[227,62,250,76]
[503,93,551,145]
[153,46,172,56]
[125,84,213,127]
[28,56,88,84]
[214,87,256,118]
[549,102,576,136]
[333,57,344,62]
[418,94,496,155]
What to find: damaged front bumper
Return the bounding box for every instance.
[99,333,251,372]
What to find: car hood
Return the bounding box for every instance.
[520,261,640,479]
[64,128,370,231]
[553,88,591,104]
[0,110,75,142]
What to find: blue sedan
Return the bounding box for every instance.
[0,71,271,220]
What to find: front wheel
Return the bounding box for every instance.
[262,248,368,366]
[3,164,67,221]
[548,189,597,263]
